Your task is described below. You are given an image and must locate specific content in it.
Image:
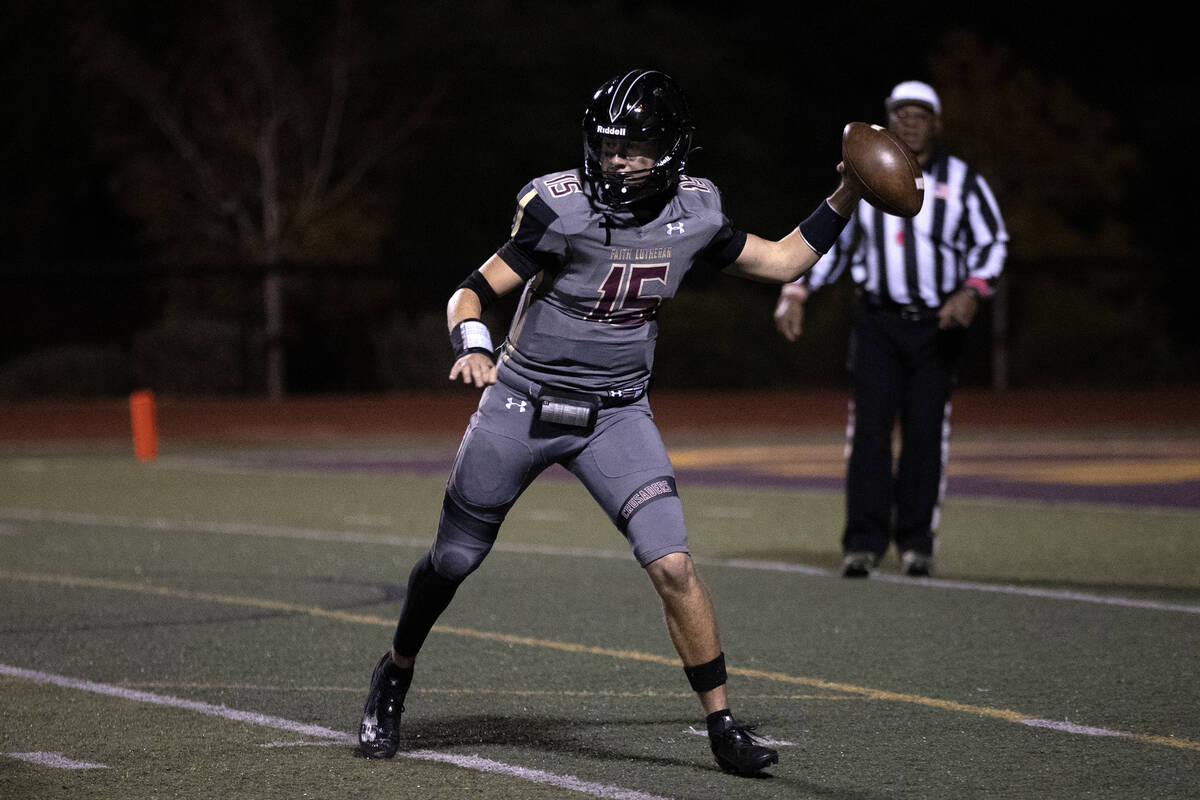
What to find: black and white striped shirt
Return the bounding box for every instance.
[802,147,1007,306]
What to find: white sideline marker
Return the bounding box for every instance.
[0,663,674,800]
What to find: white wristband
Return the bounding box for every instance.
[450,319,494,359]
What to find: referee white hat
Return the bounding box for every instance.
[886,81,941,115]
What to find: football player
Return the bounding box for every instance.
[359,68,860,776]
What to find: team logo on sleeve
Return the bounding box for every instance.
[545,174,583,198]
[678,177,710,192]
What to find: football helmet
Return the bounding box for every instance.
[581,69,695,207]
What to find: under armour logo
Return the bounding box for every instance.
[505,397,528,412]
[666,222,685,236]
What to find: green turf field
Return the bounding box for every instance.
[2,433,1198,799]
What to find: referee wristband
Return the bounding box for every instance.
[798,199,850,255]
[449,319,494,361]
[963,276,992,300]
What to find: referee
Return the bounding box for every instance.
[774,80,1008,577]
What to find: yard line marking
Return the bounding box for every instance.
[0,663,673,800]
[5,572,1199,754]
[404,750,673,800]
[4,751,108,769]
[710,558,1200,615]
[3,507,1198,615]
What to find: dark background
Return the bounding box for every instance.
[1,2,1194,397]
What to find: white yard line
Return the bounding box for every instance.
[3,751,108,769]
[0,663,673,800]
[3,507,1198,615]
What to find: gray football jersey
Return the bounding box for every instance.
[494,169,746,394]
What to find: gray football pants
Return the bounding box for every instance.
[429,381,689,583]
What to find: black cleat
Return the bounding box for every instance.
[358,652,411,759]
[707,712,779,776]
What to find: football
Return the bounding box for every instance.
[841,122,924,217]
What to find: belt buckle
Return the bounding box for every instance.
[899,305,926,322]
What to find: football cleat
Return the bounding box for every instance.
[358,652,411,759]
[841,551,877,578]
[707,713,779,776]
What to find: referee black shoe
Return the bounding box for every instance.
[358,652,412,759]
[707,711,778,776]
[841,551,877,578]
[901,550,933,577]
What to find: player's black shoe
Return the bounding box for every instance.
[358,652,412,759]
[707,712,778,776]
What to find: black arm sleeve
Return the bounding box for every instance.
[695,228,748,271]
[497,189,562,280]
[456,270,498,310]
[495,239,548,281]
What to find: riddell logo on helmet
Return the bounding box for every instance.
[596,125,626,136]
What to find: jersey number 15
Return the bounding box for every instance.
[586,262,669,325]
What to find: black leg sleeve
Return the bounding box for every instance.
[392,552,461,659]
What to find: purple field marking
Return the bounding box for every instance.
[215,448,1200,510]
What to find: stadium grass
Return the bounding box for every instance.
[2,439,1199,799]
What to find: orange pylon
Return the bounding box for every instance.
[130,389,158,461]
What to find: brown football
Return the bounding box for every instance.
[841,122,924,217]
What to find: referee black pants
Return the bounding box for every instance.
[842,298,965,559]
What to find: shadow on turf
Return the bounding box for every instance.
[351,714,895,799]
[343,714,902,800]
[366,713,715,772]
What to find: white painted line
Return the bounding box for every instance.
[4,751,108,769]
[710,557,1200,615]
[1020,718,1128,737]
[0,663,350,741]
[0,663,674,800]
[682,725,795,747]
[3,507,1198,615]
[406,750,673,800]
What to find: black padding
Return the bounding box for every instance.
[457,270,498,310]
